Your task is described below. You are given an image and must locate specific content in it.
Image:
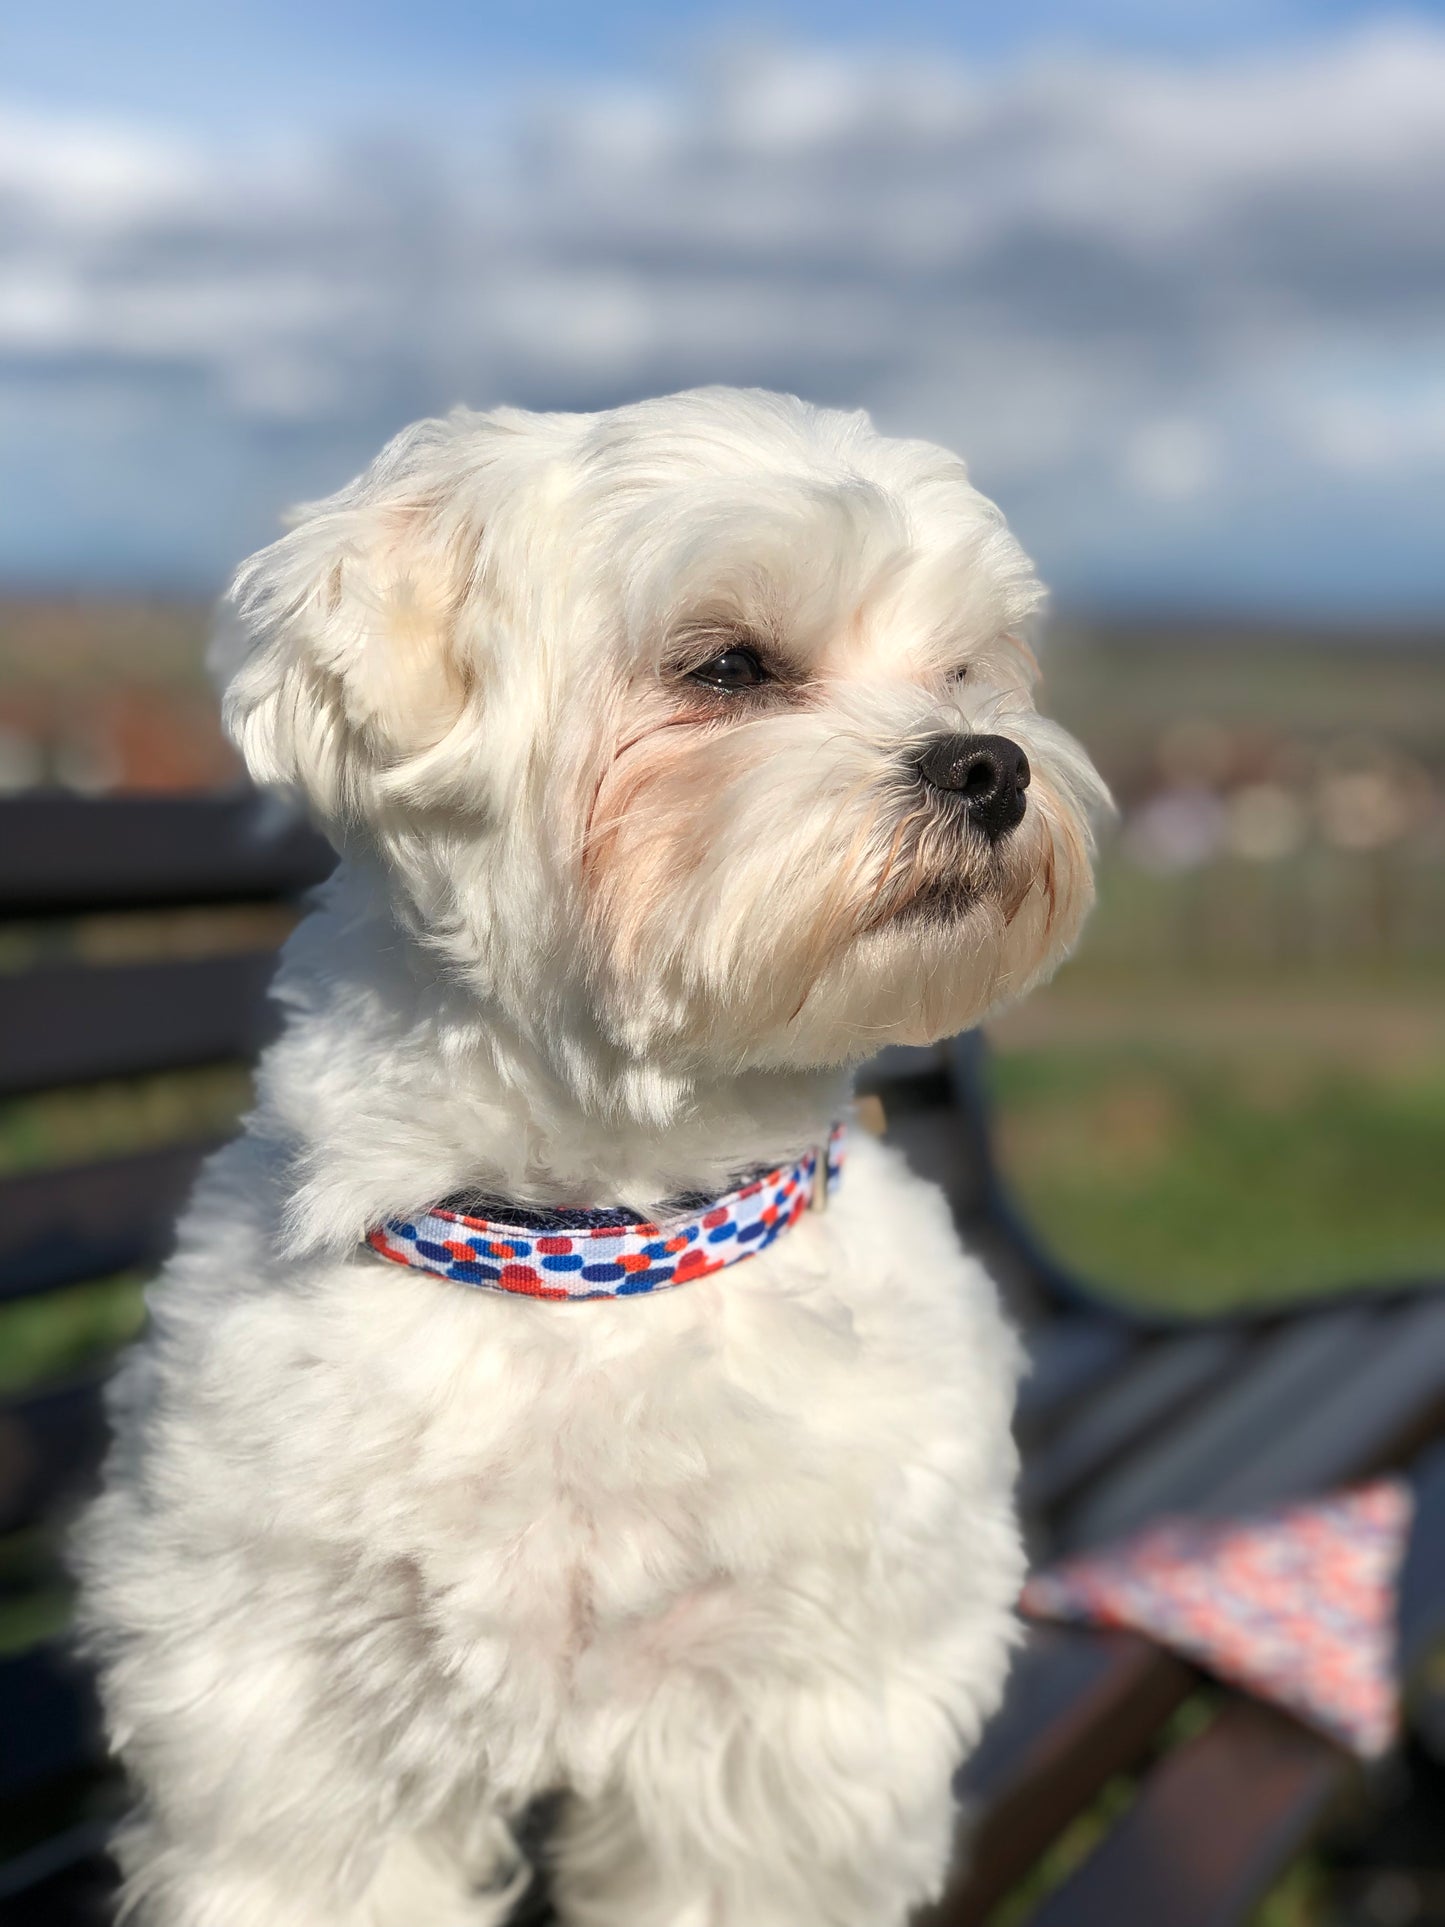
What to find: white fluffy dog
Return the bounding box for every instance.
[75,388,1105,1927]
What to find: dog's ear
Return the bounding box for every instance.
[212,414,501,819]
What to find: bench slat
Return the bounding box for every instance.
[1022,1329,1248,1515]
[0,1643,104,1803]
[1207,1295,1445,1514]
[1026,1701,1352,1927]
[1014,1318,1140,1443]
[854,1043,946,1089]
[1400,1443,1445,1756]
[931,1630,1195,1925]
[0,793,333,916]
[0,1829,116,1924]
[1401,1442,1445,1680]
[0,1841,116,1926]
[884,1104,989,1224]
[0,1371,109,1538]
[0,1141,215,1303]
[1057,1306,1383,1551]
[1,953,279,1096]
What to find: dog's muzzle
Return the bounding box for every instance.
[915,732,1031,842]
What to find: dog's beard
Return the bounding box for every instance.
[581,700,1102,1068]
[855,789,1019,932]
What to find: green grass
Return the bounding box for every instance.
[989,1040,1445,1312]
[1253,1857,1331,1927]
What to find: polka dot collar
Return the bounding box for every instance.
[366,1124,847,1301]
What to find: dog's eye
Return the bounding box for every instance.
[690,647,769,691]
[949,664,970,683]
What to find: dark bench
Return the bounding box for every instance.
[2,792,1442,1927]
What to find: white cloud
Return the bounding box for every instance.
[1121,419,1222,501]
[1,20,1443,602]
[0,107,199,224]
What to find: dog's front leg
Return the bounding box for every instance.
[86,1553,532,1927]
[111,1806,530,1927]
[550,1672,964,1927]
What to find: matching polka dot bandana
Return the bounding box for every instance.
[1022,1479,1414,1757]
[366,1124,847,1302]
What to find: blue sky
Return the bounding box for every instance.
[10,1,1444,117]
[3,1,1445,615]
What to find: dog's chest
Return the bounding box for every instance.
[350,1234,995,1692]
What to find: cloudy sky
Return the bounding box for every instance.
[3,0,1445,615]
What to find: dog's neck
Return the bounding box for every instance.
[255,868,853,1258]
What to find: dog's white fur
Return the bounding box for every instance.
[75,389,1106,1927]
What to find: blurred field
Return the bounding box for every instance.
[990,970,1445,1309]
[986,624,1445,1311]
[0,598,229,792]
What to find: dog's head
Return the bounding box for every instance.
[216,388,1107,1073]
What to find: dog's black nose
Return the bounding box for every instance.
[915,732,1030,841]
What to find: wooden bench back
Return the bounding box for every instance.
[0,794,335,1845]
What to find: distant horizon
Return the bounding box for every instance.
[3,580,1443,643]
